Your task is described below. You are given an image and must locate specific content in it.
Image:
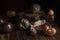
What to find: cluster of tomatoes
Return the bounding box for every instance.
[41,23,56,36]
[0,10,57,36]
[30,9,57,36]
[0,11,16,33]
[0,18,13,33]
[0,10,31,33]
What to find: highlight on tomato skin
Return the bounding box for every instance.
[0,18,5,25]
[42,24,50,32]
[4,22,13,33]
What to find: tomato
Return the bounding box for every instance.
[4,22,13,33]
[7,11,16,17]
[42,24,49,32]
[46,28,56,36]
[48,9,54,16]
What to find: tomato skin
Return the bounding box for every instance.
[48,10,54,16]
[46,28,56,36]
[21,19,30,29]
[4,22,13,33]
[7,11,16,17]
[42,24,49,32]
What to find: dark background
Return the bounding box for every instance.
[0,0,60,23]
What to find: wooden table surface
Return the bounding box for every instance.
[0,23,60,40]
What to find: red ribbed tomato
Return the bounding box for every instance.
[42,24,49,32]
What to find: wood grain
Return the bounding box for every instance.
[0,25,60,40]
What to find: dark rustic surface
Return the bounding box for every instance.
[0,23,60,40]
